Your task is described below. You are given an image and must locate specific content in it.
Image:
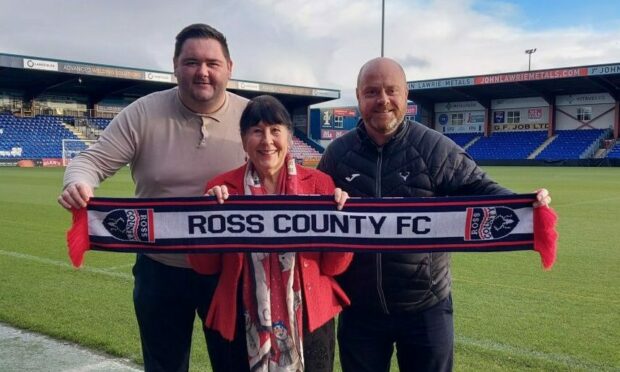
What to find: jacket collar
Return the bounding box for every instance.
[355,118,410,148]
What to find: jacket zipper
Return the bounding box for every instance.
[375,147,390,314]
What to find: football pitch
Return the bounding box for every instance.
[0,166,618,371]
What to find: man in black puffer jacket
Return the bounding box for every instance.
[318,57,550,372]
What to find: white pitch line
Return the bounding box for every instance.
[456,335,614,371]
[101,263,135,271]
[0,323,142,372]
[0,249,132,280]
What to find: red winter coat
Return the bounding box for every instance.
[188,163,353,340]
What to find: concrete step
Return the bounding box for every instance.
[62,122,89,140]
[529,135,556,159]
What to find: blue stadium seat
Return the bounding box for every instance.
[444,133,480,148]
[537,129,606,160]
[607,142,620,159]
[0,113,81,159]
[466,131,547,160]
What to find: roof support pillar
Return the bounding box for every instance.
[614,101,619,139]
[548,102,555,138]
[484,106,491,137]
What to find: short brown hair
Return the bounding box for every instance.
[174,23,230,61]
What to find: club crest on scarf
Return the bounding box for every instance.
[102,209,154,243]
[466,206,519,241]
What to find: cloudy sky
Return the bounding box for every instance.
[2,0,620,105]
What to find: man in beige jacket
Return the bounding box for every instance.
[58,23,247,372]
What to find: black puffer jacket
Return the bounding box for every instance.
[318,120,511,315]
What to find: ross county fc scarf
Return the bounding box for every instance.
[67,193,558,270]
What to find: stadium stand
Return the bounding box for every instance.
[0,108,614,164]
[536,129,608,160]
[445,133,479,149]
[0,113,81,159]
[466,131,548,160]
[0,109,327,163]
[88,117,112,130]
[607,141,620,159]
[291,136,322,165]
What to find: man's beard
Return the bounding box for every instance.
[371,115,401,134]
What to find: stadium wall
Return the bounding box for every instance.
[309,104,419,148]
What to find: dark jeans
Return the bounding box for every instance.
[133,254,223,372]
[338,295,454,372]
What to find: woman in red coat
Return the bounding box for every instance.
[189,95,352,372]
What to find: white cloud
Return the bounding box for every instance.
[1,0,619,108]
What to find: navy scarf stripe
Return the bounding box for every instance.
[67,193,558,269]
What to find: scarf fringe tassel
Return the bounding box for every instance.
[67,208,89,268]
[533,206,558,270]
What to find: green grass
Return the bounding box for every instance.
[0,166,619,371]
[452,167,620,371]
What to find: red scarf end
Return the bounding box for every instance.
[533,206,558,270]
[67,208,89,268]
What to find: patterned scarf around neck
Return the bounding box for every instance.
[242,154,304,371]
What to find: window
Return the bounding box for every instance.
[507,111,520,123]
[451,113,464,125]
[577,107,592,121]
[334,115,344,128]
